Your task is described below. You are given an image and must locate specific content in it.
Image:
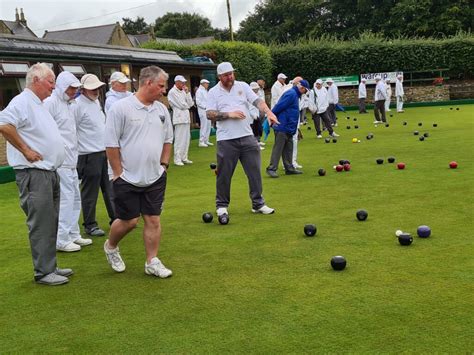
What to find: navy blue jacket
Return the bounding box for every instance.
[271,86,302,135]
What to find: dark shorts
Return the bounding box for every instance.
[112,172,167,220]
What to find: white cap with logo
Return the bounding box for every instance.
[217,62,235,75]
[174,75,187,82]
[110,72,131,84]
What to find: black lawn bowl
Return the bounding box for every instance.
[376,158,384,165]
[417,225,431,238]
[356,209,368,221]
[339,159,346,165]
[325,138,330,143]
[398,233,413,246]
[419,136,425,141]
[355,125,359,129]
[347,126,351,129]
[433,123,438,127]
[332,138,337,143]
[318,168,326,176]
[418,122,423,126]
[385,123,390,127]
[202,212,213,223]
[423,132,429,137]
[366,135,371,140]
[331,256,347,271]
[346,116,350,120]
[456,108,460,111]
[343,160,351,165]
[307,126,311,130]
[450,107,453,110]
[304,224,317,237]
[210,163,217,170]
[414,131,419,135]
[218,214,229,225]
[388,157,396,163]
[390,114,393,117]
[353,118,357,121]
[403,121,407,125]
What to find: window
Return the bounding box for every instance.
[0,62,30,75]
[59,64,86,75]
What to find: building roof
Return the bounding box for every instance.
[0,33,216,69]
[127,33,153,47]
[43,23,117,45]
[1,20,37,38]
[155,36,214,46]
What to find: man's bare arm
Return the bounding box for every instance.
[160,143,172,170]
[207,110,245,123]
[0,124,42,162]
[253,98,280,125]
[106,147,122,180]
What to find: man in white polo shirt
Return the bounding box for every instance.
[104,66,173,278]
[168,75,194,166]
[326,78,339,126]
[75,74,115,237]
[105,71,132,115]
[195,78,212,147]
[44,71,92,252]
[373,75,388,124]
[358,78,368,113]
[0,63,73,285]
[206,62,279,222]
[271,73,287,108]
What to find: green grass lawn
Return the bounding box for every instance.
[0,105,473,353]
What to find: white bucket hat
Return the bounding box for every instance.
[81,74,105,90]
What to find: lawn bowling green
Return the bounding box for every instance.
[0,105,472,352]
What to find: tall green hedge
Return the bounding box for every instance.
[270,35,474,83]
[142,40,273,83]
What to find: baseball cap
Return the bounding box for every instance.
[315,79,323,85]
[326,78,334,83]
[217,62,235,75]
[81,74,105,90]
[200,79,210,84]
[249,82,259,90]
[299,79,310,90]
[110,72,131,84]
[174,75,187,82]
[277,73,287,80]
[375,75,382,80]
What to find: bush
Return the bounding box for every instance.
[142,40,273,83]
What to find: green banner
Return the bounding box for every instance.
[320,75,359,87]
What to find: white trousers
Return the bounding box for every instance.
[198,108,211,144]
[397,96,404,112]
[385,98,391,111]
[174,123,190,163]
[292,119,301,165]
[57,167,82,248]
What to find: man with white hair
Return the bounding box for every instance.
[385,78,392,112]
[396,74,405,112]
[206,62,279,221]
[358,78,368,113]
[104,65,173,277]
[168,75,194,165]
[249,82,265,150]
[44,71,92,252]
[195,78,212,147]
[373,75,388,124]
[0,63,73,285]
[76,74,115,237]
[309,79,339,138]
[271,73,287,108]
[326,78,339,126]
[105,71,132,114]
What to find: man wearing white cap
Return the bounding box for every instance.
[326,78,339,126]
[0,63,73,285]
[309,79,339,138]
[271,73,287,108]
[396,74,404,112]
[44,71,92,252]
[358,78,368,113]
[373,75,387,124]
[206,62,279,221]
[75,74,115,236]
[195,78,212,147]
[168,75,194,165]
[105,71,132,115]
[385,78,392,112]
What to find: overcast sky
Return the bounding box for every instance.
[0,0,259,37]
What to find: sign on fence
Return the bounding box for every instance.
[361,72,403,84]
[320,76,359,87]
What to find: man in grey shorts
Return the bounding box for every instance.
[0,63,73,285]
[104,66,173,278]
[206,62,279,221]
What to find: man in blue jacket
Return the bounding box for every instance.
[266,79,310,178]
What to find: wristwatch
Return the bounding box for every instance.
[160,162,169,169]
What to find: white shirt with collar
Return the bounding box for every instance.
[0,89,65,170]
[358,82,367,99]
[309,86,329,114]
[167,85,194,125]
[375,81,388,101]
[105,89,133,115]
[271,80,286,108]
[327,84,339,104]
[195,85,208,110]
[396,79,404,97]
[105,95,173,187]
[74,94,106,155]
[206,80,259,141]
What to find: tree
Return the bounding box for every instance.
[154,12,214,39]
[122,16,149,35]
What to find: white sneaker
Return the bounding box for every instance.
[57,242,81,252]
[251,205,275,214]
[74,237,92,246]
[183,159,193,164]
[145,257,172,278]
[104,240,125,273]
[293,163,303,169]
[198,143,208,148]
[174,161,184,166]
[206,142,214,146]
[258,142,266,146]
[317,135,322,139]
[259,146,265,150]
[334,123,338,127]
[216,207,228,216]
[373,120,381,124]
[331,132,340,137]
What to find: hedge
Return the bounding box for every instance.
[270,35,474,83]
[142,40,273,83]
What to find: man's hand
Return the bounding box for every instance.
[23,147,42,162]
[266,111,280,125]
